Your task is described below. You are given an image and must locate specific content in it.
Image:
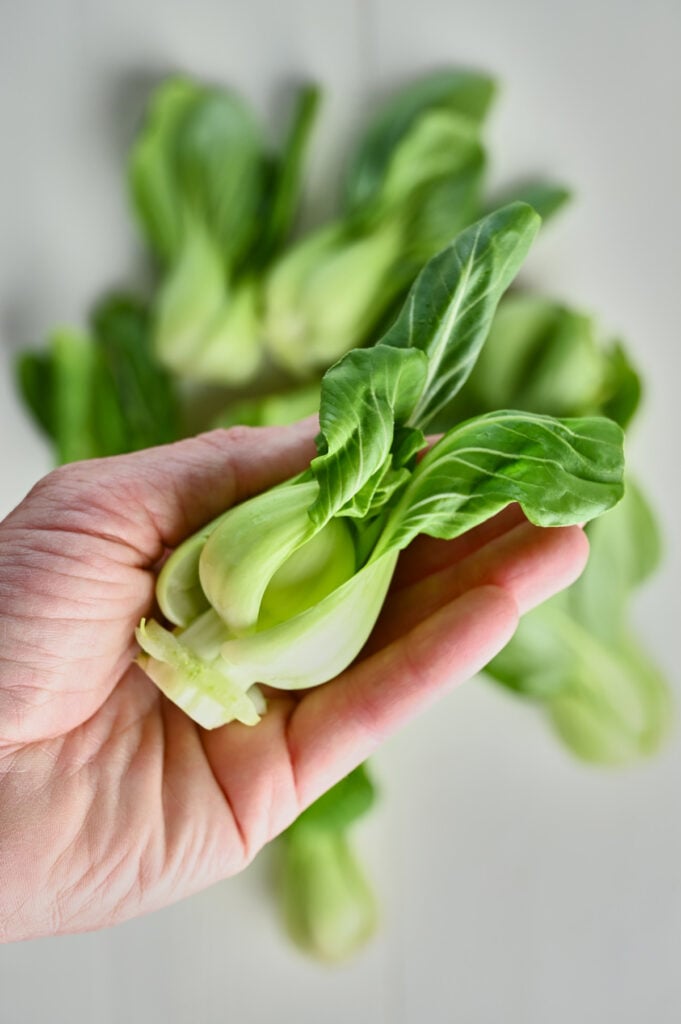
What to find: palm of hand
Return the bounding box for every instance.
[0,424,587,941]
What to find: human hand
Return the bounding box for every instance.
[0,420,588,942]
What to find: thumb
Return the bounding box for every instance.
[6,419,319,567]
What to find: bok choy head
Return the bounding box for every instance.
[135,203,625,729]
[129,77,320,385]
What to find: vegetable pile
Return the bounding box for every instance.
[13,67,670,963]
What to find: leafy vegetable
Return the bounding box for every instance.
[260,70,498,377]
[16,296,180,463]
[135,205,625,729]
[280,764,378,963]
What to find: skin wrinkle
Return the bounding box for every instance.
[51,702,161,930]
[197,724,252,866]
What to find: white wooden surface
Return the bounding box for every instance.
[1,2,679,1021]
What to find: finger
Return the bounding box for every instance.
[10,418,319,566]
[370,522,589,652]
[284,524,587,809]
[286,584,519,809]
[391,503,528,589]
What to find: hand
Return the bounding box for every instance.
[0,421,588,941]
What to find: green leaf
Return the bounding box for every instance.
[484,592,573,699]
[128,76,202,264]
[15,349,56,440]
[548,633,671,765]
[487,600,672,764]
[376,110,482,212]
[467,294,605,417]
[291,764,377,833]
[310,346,428,526]
[213,382,321,430]
[279,826,378,963]
[263,218,403,376]
[375,411,625,555]
[487,181,572,222]
[346,68,495,213]
[486,469,670,765]
[399,155,485,269]
[379,203,541,429]
[600,340,642,429]
[49,329,102,464]
[91,293,181,450]
[173,86,265,269]
[569,477,662,642]
[259,83,321,259]
[129,77,266,271]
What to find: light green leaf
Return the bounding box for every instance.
[548,633,671,765]
[213,382,321,430]
[379,203,541,429]
[279,826,377,963]
[263,218,403,375]
[569,477,662,642]
[219,551,399,691]
[128,76,201,264]
[487,601,672,765]
[199,479,357,635]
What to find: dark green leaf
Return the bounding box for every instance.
[379,203,541,429]
[260,83,321,258]
[400,154,485,268]
[376,411,624,554]
[92,293,181,450]
[600,341,642,429]
[15,350,56,439]
[310,346,428,525]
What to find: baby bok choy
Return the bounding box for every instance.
[135,203,625,728]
